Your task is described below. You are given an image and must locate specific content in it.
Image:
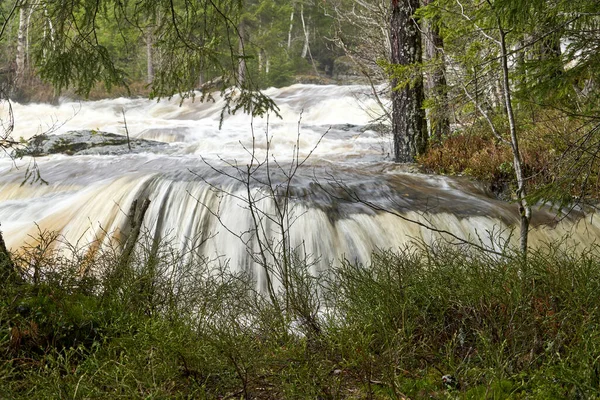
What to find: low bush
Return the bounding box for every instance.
[418,111,600,206]
[1,232,600,398]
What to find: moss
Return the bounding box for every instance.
[49,140,90,155]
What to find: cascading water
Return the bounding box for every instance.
[0,85,598,283]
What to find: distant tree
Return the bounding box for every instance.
[14,0,276,117]
[422,0,449,139]
[15,1,31,89]
[330,0,391,123]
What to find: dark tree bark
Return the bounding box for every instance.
[391,0,426,163]
[423,0,449,139]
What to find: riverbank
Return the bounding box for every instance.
[1,236,599,399]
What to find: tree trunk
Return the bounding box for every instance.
[390,0,426,162]
[287,4,295,51]
[146,27,154,84]
[423,0,449,139]
[16,2,29,87]
[540,16,563,79]
[300,3,309,59]
[499,26,531,255]
[120,198,151,268]
[237,20,246,86]
[0,229,17,281]
[300,3,319,75]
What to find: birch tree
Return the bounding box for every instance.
[15,1,31,88]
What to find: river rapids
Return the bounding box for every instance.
[0,84,598,282]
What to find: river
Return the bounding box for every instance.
[0,84,597,283]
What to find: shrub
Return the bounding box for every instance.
[419,111,600,206]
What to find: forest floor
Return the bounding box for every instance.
[1,233,599,399]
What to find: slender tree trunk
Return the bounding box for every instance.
[499,26,531,255]
[237,20,246,86]
[41,4,55,61]
[198,70,205,87]
[300,3,309,58]
[146,27,154,84]
[287,4,295,51]
[299,3,319,75]
[120,198,151,268]
[540,16,563,80]
[16,2,29,87]
[25,3,33,66]
[390,0,426,162]
[423,0,449,139]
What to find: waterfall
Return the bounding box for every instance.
[1,84,598,281]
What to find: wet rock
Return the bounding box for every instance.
[21,130,167,156]
[329,123,360,132]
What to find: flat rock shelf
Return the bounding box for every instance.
[21,130,168,156]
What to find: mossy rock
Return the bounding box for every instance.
[22,130,167,156]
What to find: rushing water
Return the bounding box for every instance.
[0,85,598,281]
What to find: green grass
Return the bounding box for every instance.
[1,233,600,398]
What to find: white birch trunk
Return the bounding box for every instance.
[16,3,29,84]
[287,4,295,51]
[237,21,246,86]
[300,3,309,58]
[146,28,154,84]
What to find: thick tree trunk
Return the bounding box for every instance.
[423,0,449,139]
[390,0,426,163]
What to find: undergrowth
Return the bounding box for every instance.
[1,231,600,399]
[419,111,600,206]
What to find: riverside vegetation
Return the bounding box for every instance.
[1,228,600,399]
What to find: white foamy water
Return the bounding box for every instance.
[0,84,598,283]
[6,85,389,163]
